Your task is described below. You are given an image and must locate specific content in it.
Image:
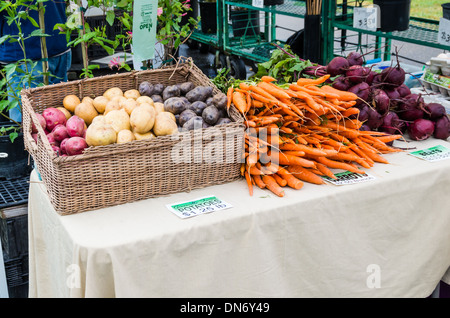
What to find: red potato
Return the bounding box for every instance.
[52,145,61,155]
[52,124,69,142]
[46,132,60,146]
[31,112,46,133]
[66,115,86,138]
[65,137,88,156]
[60,138,69,155]
[42,107,67,132]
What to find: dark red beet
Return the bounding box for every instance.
[379,111,406,135]
[326,56,349,77]
[359,124,371,131]
[348,82,370,106]
[365,71,377,85]
[408,118,435,141]
[384,88,401,108]
[396,84,411,97]
[396,94,425,121]
[332,76,351,91]
[372,89,390,115]
[380,66,406,88]
[366,107,384,130]
[346,65,371,84]
[433,116,450,140]
[424,103,446,120]
[347,51,364,66]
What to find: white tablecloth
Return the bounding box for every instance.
[28,138,450,298]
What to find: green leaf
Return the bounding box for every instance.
[9,131,18,143]
[30,29,50,37]
[0,35,10,45]
[106,10,115,26]
[27,16,40,28]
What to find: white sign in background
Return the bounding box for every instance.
[353,5,379,31]
[438,17,450,45]
[252,0,264,8]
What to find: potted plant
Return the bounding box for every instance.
[0,1,53,179]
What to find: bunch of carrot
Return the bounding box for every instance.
[227,74,403,197]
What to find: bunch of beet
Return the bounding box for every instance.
[325,52,449,141]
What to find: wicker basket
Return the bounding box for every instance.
[22,63,245,215]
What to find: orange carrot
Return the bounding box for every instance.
[372,134,404,143]
[262,175,285,197]
[244,171,253,196]
[315,156,366,174]
[287,165,325,185]
[296,74,330,86]
[273,173,288,187]
[280,150,306,157]
[232,91,247,114]
[277,167,305,189]
[269,151,317,168]
[257,81,291,100]
[320,85,358,101]
[227,87,234,110]
[290,83,341,99]
[316,162,337,179]
[261,75,277,82]
[253,174,266,189]
[279,143,328,157]
[340,107,360,117]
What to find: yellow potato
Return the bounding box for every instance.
[153,102,165,114]
[153,113,178,136]
[63,94,81,113]
[138,102,155,114]
[159,111,176,122]
[91,115,105,126]
[133,130,155,141]
[121,98,139,115]
[104,100,121,114]
[111,95,127,105]
[117,129,136,144]
[136,95,154,106]
[74,102,99,126]
[103,87,123,100]
[130,105,156,134]
[92,96,109,114]
[124,89,141,100]
[85,122,117,146]
[104,109,130,133]
[57,107,72,120]
[82,96,94,105]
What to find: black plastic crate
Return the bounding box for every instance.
[4,254,28,298]
[1,206,28,260]
[0,177,29,210]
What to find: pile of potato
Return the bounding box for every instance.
[139,81,231,129]
[31,81,231,156]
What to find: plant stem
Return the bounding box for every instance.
[76,0,90,77]
[38,2,49,85]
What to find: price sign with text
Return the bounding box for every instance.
[353,6,379,31]
[167,195,233,219]
[409,144,450,162]
[438,18,450,45]
[252,0,264,8]
[322,171,375,186]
